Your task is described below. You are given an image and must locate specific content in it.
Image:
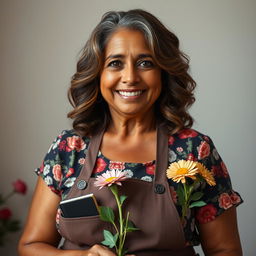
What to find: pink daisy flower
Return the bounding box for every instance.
[94,170,128,189]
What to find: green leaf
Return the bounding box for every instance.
[190,192,204,201]
[101,230,118,248]
[186,139,192,153]
[120,195,127,205]
[189,201,206,208]
[126,220,139,232]
[99,206,115,223]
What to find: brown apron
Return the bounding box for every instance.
[59,124,196,256]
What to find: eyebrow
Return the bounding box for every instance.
[105,53,153,61]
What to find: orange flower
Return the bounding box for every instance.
[196,162,216,186]
[166,160,198,183]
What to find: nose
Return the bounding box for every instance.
[121,64,140,85]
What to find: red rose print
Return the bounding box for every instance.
[218,193,233,210]
[211,165,222,177]
[93,158,107,173]
[109,161,125,171]
[53,164,62,181]
[67,136,86,152]
[66,168,75,178]
[220,161,229,178]
[211,164,228,178]
[198,141,210,159]
[13,179,27,194]
[187,153,196,161]
[178,129,198,139]
[196,204,217,224]
[168,136,175,145]
[145,163,155,175]
[169,186,177,204]
[59,140,66,151]
[0,208,12,220]
[230,192,241,204]
[65,146,72,152]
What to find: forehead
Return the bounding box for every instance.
[104,29,151,56]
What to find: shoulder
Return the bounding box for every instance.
[35,130,91,195]
[47,129,90,154]
[168,128,216,162]
[168,128,212,148]
[170,128,211,142]
[57,129,90,143]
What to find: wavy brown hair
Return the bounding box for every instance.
[68,9,196,136]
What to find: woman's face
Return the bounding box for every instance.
[100,28,162,119]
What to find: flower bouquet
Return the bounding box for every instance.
[94,170,139,256]
[166,160,216,222]
[0,179,27,246]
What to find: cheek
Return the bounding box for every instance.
[148,72,162,94]
[100,72,118,90]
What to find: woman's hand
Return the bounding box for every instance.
[82,245,116,256]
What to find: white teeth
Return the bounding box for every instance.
[118,90,143,97]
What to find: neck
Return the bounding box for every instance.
[107,110,157,137]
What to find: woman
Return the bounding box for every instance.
[18,9,243,256]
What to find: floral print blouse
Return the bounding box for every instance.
[35,128,243,246]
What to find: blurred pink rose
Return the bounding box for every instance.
[12,179,27,194]
[0,208,12,220]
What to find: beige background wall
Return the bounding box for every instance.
[1,0,255,255]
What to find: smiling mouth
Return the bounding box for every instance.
[117,90,144,97]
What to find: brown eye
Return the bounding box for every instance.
[108,60,122,68]
[138,60,154,68]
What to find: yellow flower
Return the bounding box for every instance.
[166,160,198,183]
[196,162,216,186]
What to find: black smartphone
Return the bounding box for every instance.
[60,193,100,218]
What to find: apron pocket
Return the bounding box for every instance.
[59,214,114,246]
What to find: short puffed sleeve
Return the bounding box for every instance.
[193,134,243,224]
[35,130,89,196]
[168,129,243,224]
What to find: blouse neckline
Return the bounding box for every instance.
[98,150,156,166]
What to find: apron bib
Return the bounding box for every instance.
[59,124,196,256]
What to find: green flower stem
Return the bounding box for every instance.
[121,211,130,250]
[182,183,188,220]
[110,185,124,256]
[182,182,194,220]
